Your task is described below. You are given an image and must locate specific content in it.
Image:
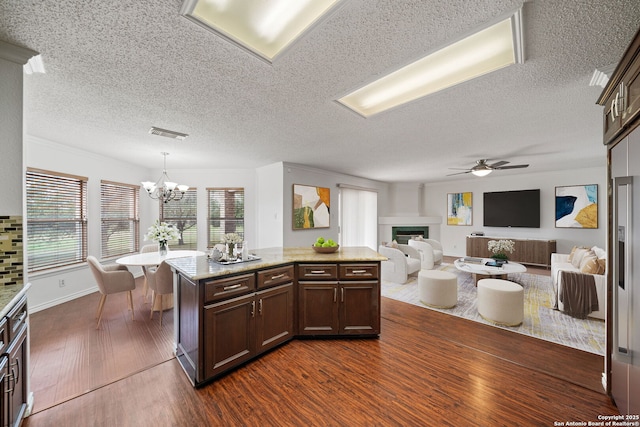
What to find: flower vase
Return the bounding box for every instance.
[227,243,236,261]
[159,241,168,256]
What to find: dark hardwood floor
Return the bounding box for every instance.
[25,261,616,426]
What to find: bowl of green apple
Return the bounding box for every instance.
[312,237,339,253]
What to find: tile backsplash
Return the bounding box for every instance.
[0,216,23,286]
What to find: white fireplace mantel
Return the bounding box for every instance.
[378,216,442,225]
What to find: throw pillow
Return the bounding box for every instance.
[597,258,607,274]
[386,240,399,249]
[580,253,599,274]
[571,247,589,268]
[591,246,607,260]
[567,246,580,263]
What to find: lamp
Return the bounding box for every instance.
[471,167,492,177]
[141,152,189,203]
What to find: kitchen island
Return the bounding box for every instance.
[167,247,385,386]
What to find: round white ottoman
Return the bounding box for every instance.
[418,270,457,308]
[477,279,524,326]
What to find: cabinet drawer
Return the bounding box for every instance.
[297,264,338,280]
[204,273,255,303]
[257,265,294,289]
[6,296,27,342]
[0,317,7,354]
[339,264,379,280]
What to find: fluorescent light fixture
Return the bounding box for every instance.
[338,8,524,117]
[180,0,343,63]
[24,54,46,74]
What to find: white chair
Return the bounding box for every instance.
[146,261,173,326]
[378,244,422,284]
[87,256,136,329]
[408,238,443,270]
[140,244,158,302]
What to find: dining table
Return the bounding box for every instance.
[116,250,205,311]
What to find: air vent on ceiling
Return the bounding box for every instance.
[149,126,189,140]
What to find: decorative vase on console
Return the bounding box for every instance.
[144,220,180,257]
[487,239,515,263]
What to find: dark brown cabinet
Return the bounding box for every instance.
[174,257,381,387]
[298,263,379,336]
[6,325,26,427]
[599,27,640,146]
[466,236,556,267]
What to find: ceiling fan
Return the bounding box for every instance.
[447,159,529,177]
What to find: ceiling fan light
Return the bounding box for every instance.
[471,169,492,177]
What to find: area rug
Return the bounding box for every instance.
[381,264,605,355]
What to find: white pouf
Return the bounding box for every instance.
[477,279,524,326]
[418,270,457,308]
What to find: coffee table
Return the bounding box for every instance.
[454,257,527,286]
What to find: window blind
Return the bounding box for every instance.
[160,188,197,250]
[101,180,139,258]
[26,168,88,272]
[208,188,244,246]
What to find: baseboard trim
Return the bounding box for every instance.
[29,287,98,313]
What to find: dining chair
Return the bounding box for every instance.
[140,244,158,302]
[146,261,173,326]
[87,256,136,329]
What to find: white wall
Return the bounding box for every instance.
[282,163,389,247]
[421,166,607,257]
[256,162,284,248]
[0,55,24,215]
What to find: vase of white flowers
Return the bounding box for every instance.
[222,232,243,260]
[145,220,181,256]
[487,239,515,262]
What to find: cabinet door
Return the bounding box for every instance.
[256,283,294,354]
[0,356,7,427]
[203,294,256,379]
[339,282,380,335]
[298,282,339,335]
[6,325,26,427]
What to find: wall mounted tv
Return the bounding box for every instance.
[483,189,541,228]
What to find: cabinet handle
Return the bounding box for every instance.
[259,299,263,315]
[270,273,285,280]
[310,270,326,274]
[251,300,255,317]
[333,288,337,303]
[341,287,344,303]
[5,371,13,394]
[223,284,243,291]
[16,311,27,325]
[351,270,366,274]
[614,92,620,118]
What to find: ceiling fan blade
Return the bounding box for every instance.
[446,170,472,176]
[493,164,529,170]
[488,160,509,168]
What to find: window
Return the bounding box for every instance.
[208,188,244,246]
[339,186,378,250]
[160,188,197,250]
[101,181,140,258]
[26,168,88,272]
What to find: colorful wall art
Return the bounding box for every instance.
[447,192,473,226]
[555,184,598,228]
[293,184,330,229]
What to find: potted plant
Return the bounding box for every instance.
[487,239,515,265]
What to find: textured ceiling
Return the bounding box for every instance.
[1,0,639,182]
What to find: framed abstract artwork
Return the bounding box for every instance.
[447,192,473,225]
[293,184,330,229]
[555,184,598,228]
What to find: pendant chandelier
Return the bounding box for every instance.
[141,152,189,203]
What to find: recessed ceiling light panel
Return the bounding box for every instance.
[180,0,343,63]
[337,8,524,117]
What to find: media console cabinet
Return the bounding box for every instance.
[167,247,385,387]
[466,236,556,268]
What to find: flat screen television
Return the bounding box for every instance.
[483,189,540,228]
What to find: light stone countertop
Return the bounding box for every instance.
[0,282,30,318]
[166,246,386,281]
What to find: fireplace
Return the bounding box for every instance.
[391,226,429,245]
